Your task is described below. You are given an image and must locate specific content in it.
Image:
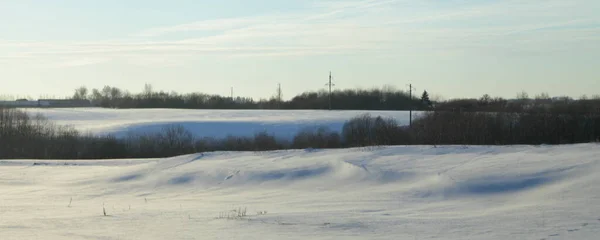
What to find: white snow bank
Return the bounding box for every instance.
[1,144,599,239]
[22,108,420,139]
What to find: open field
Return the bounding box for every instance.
[1,144,599,239]
[23,108,421,139]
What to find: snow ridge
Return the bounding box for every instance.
[1,144,599,239]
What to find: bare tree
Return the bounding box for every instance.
[535,92,550,100]
[143,83,153,98]
[110,87,122,99]
[101,86,112,99]
[430,94,445,103]
[90,89,102,102]
[73,86,89,100]
[517,91,529,100]
[479,94,492,105]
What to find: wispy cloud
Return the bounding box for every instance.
[53,58,111,68]
[133,17,269,37]
[1,0,598,67]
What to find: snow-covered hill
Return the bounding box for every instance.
[1,144,599,239]
[23,108,418,139]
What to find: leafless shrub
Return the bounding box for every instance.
[218,207,248,220]
[292,126,341,149]
[342,114,411,147]
[253,131,283,151]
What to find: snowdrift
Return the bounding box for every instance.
[1,144,599,239]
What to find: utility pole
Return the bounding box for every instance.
[410,84,412,127]
[407,84,416,127]
[231,87,234,101]
[325,71,335,110]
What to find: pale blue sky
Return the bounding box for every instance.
[1,0,598,100]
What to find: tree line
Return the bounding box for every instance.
[1,104,598,160]
[72,84,599,114]
[433,92,600,114]
[70,84,430,110]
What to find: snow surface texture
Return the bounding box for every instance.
[1,144,599,239]
[23,108,419,139]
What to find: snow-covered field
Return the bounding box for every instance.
[1,144,599,239]
[23,108,419,139]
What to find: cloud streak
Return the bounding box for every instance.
[133,17,268,37]
[1,0,598,67]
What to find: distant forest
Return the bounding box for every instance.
[69,84,600,114]
[70,84,431,110]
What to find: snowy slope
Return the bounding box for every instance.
[23,108,418,139]
[1,144,599,239]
